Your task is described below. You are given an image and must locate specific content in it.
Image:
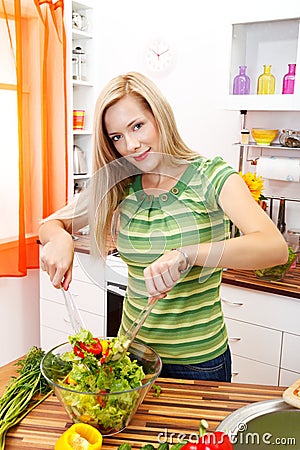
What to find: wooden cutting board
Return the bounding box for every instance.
[3,378,285,449]
[222,265,300,299]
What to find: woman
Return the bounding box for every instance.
[39,72,288,381]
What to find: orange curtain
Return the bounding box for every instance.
[0,0,68,276]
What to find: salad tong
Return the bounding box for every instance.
[60,284,157,361]
[60,287,86,334]
[123,298,158,346]
[111,298,159,362]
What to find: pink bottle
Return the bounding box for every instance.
[282,64,296,94]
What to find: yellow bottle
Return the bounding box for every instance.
[257,65,275,94]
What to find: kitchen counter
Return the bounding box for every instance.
[222,265,300,299]
[74,234,300,299]
[1,358,286,450]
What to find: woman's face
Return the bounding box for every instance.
[104,94,163,172]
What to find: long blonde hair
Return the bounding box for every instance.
[90,72,199,256]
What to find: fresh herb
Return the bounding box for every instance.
[157,443,170,450]
[0,347,52,450]
[152,383,162,397]
[117,444,133,450]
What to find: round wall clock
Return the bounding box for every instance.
[144,38,175,75]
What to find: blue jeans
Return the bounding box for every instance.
[160,346,232,382]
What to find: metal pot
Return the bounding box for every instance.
[216,399,300,449]
[73,145,87,175]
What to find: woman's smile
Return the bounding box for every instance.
[133,148,151,162]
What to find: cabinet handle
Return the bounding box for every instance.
[232,371,239,376]
[229,337,241,342]
[221,298,244,306]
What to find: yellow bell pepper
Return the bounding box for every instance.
[55,423,102,450]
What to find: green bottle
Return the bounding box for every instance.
[257,65,275,94]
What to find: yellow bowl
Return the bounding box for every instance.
[251,128,279,146]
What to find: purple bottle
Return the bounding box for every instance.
[233,65,250,95]
[282,64,296,94]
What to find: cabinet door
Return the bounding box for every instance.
[40,326,70,352]
[40,299,104,336]
[281,332,300,373]
[40,275,105,316]
[231,354,279,385]
[279,369,300,387]
[221,284,300,334]
[225,317,281,366]
[73,252,106,288]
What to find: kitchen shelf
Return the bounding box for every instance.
[73,174,90,180]
[73,130,92,135]
[69,0,96,196]
[226,94,300,112]
[73,79,93,87]
[226,17,300,111]
[234,142,300,151]
[72,0,93,9]
[72,29,93,40]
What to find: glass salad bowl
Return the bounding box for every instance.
[254,247,296,281]
[41,340,162,436]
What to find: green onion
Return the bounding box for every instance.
[0,347,52,449]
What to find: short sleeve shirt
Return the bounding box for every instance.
[117,156,237,364]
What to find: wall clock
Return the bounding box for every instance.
[144,38,175,75]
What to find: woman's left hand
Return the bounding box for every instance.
[144,249,187,301]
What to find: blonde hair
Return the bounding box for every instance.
[90,72,199,256]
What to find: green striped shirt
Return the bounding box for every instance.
[117,156,236,364]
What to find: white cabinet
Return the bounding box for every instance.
[226,17,300,111]
[221,284,300,386]
[40,253,106,351]
[281,332,300,376]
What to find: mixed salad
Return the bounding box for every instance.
[255,246,296,281]
[47,330,146,434]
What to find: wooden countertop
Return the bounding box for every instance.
[222,265,300,299]
[74,234,300,299]
[1,358,286,450]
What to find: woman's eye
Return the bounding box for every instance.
[111,135,121,142]
[134,122,143,131]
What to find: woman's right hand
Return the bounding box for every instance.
[39,221,74,290]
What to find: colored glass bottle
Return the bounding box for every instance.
[233,65,250,94]
[257,65,275,94]
[282,63,296,94]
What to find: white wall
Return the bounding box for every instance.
[92,0,300,228]
[0,270,40,365]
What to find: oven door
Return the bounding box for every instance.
[106,281,126,337]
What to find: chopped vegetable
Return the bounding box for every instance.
[180,419,233,450]
[0,347,52,450]
[54,423,103,449]
[68,330,130,364]
[255,246,296,280]
[152,383,162,397]
[53,330,146,433]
